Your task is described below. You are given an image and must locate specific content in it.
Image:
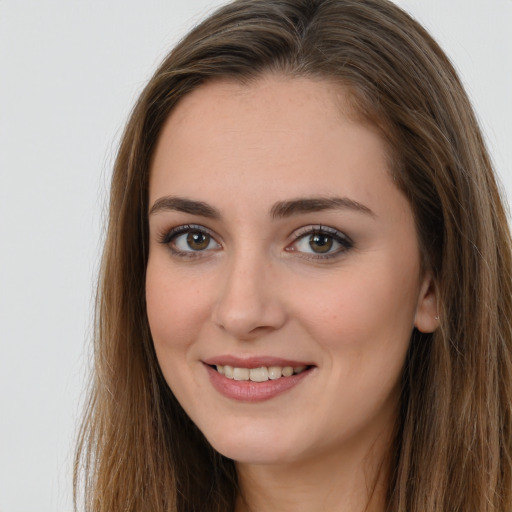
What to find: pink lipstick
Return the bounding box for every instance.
[203,356,314,402]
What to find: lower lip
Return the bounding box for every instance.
[205,364,312,402]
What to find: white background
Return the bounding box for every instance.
[0,1,510,511]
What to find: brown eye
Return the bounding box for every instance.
[165,226,221,254]
[289,226,353,259]
[309,234,333,253]
[186,231,210,250]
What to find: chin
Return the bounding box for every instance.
[214,443,294,465]
[202,424,301,465]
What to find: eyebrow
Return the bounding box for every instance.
[149,196,220,218]
[270,197,375,219]
[149,195,375,219]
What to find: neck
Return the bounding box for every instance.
[235,433,392,512]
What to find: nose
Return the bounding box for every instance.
[211,251,287,340]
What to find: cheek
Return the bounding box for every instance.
[145,257,212,357]
[289,259,419,363]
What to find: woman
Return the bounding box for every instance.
[74,0,512,511]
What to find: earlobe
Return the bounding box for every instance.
[414,274,439,333]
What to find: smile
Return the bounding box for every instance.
[204,361,314,402]
[215,365,308,382]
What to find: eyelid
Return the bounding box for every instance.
[158,224,222,255]
[158,224,212,242]
[287,225,353,259]
[156,223,352,260]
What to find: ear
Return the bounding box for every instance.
[414,273,439,333]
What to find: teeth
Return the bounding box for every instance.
[268,366,282,380]
[250,367,268,382]
[233,367,250,381]
[215,364,307,381]
[282,366,293,377]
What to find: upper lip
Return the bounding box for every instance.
[203,355,314,368]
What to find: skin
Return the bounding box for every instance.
[146,75,438,512]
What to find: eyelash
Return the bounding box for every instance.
[158,224,221,259]
[157,224,353,260]
[287,225,353,260]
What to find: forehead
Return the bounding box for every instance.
[149,76,393,205]
[166,75,352,127]
[148,75,419,264]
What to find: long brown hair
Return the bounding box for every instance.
[74,0,512,510]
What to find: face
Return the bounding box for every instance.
[146,76,437,467]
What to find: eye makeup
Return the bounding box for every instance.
[156,222,353,262]
[286,225,354,260]
[158,224,221,258]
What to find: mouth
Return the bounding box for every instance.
[203,358,315,402]
[211,364,310,382]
